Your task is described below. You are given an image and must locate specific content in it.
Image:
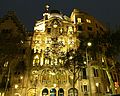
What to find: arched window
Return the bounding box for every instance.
[58,88,64,96]
[42,88,48,96]
[68,88,78,96]
[50,88,56,96]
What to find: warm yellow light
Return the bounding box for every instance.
[34,55,39,59]
[54,84,56,87]
[4,61,8,67]
[1,93,4,96]
[102,57,104,62]
[15,84,18,89]
[86,19,91,23]
[84,61,87,64]
[87,42,92,47]
[14,93,21,96]
[53,24,58,28]
[68,26,73,32]
[96,83,99,87]
[20,76,23,80]
[69,56,73,59]
[34,22,45,32]
[49,71,56,75]
[77,18,81,23]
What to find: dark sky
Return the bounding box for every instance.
[0,0,120,31]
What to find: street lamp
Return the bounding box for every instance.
[87,42,92,47]
[86,42,92,96]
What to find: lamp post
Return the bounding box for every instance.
[86,42,92,96]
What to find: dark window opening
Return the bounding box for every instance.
[87,26,92,31]
[78,25,83,31]
[83,68,87,79]
[100,27,104,31]
[47,28,51,34]
[93,68,99,77]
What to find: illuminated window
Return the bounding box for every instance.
[33,55,40,66]
[44,58,50,65]
[77,18,81,23]
[68,37,74,45]
[46,37,51,44]
[86,19,91,23]
[68,26,73,34]
[15,84,18,89]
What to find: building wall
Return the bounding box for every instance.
[0,8,113,96]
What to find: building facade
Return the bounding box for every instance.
[0,6,118,96]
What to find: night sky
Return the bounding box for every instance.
[0,0,120,31]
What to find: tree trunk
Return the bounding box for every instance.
[104,55,116,94]
[106,70,116,94]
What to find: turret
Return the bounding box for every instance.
[43,5,50,20]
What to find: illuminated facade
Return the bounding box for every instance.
[0,6,117,96]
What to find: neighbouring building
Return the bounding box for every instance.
[0,5,119,96]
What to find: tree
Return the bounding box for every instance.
[78,29,120,94]
[64,49,85,96]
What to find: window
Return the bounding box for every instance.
[33,55,40,66]
[50,88,56,96]
[77,18,81,23]
[68,26,73,34]
[46,37,51,44]
[1,29,12,39]
[47,28,51,34]
[93,68,99,77]
[86,19,91,23]
[68,88,78,96]
[42,88,48,96]
[44,58,50,65]
[87,26,92,31]
[78,25,83,31]
[83,85,88,92]
[1,29,12,34]
[83,68,87,79]
[58,88,64,96]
